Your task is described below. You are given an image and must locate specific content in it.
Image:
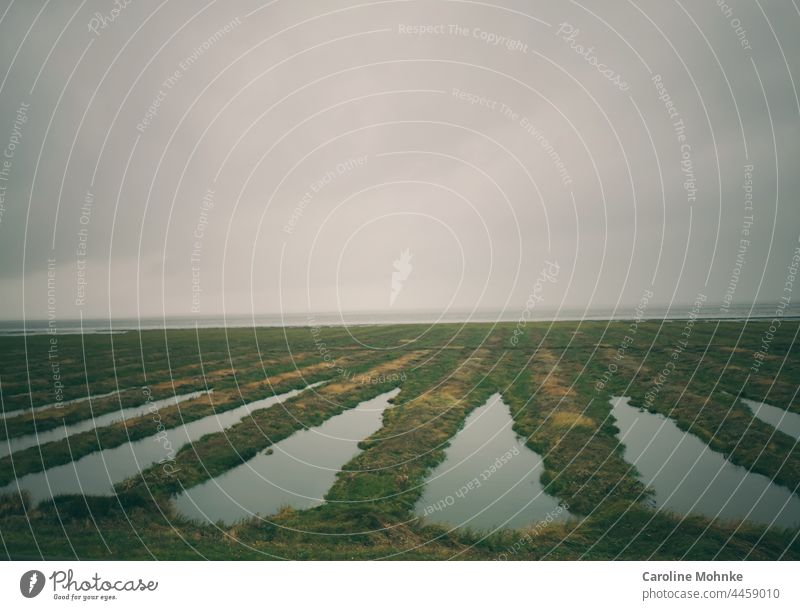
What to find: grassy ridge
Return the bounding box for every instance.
[270,346,500,545]
[118,350,425,499]
[0,350,322,438]
[0,324,399,410]
[501,348,648,515]
[0,355,376,486]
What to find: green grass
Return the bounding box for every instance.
[0,352,377,485]
[1,320,798,559]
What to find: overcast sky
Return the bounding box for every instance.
[0,0,798,322]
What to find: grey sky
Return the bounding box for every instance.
[0,0,798,321]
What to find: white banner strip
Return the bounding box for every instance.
[1,561,797,609]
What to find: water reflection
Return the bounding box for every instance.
[2,383,323,504]
[741,398,800,441]
[0,390,210,458]
[414,393,568,531]
[612,396,800,528]
[174,389,400,524]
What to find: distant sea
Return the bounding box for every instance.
[1,304,798,336]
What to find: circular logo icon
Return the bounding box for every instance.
[20,570,45,598]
